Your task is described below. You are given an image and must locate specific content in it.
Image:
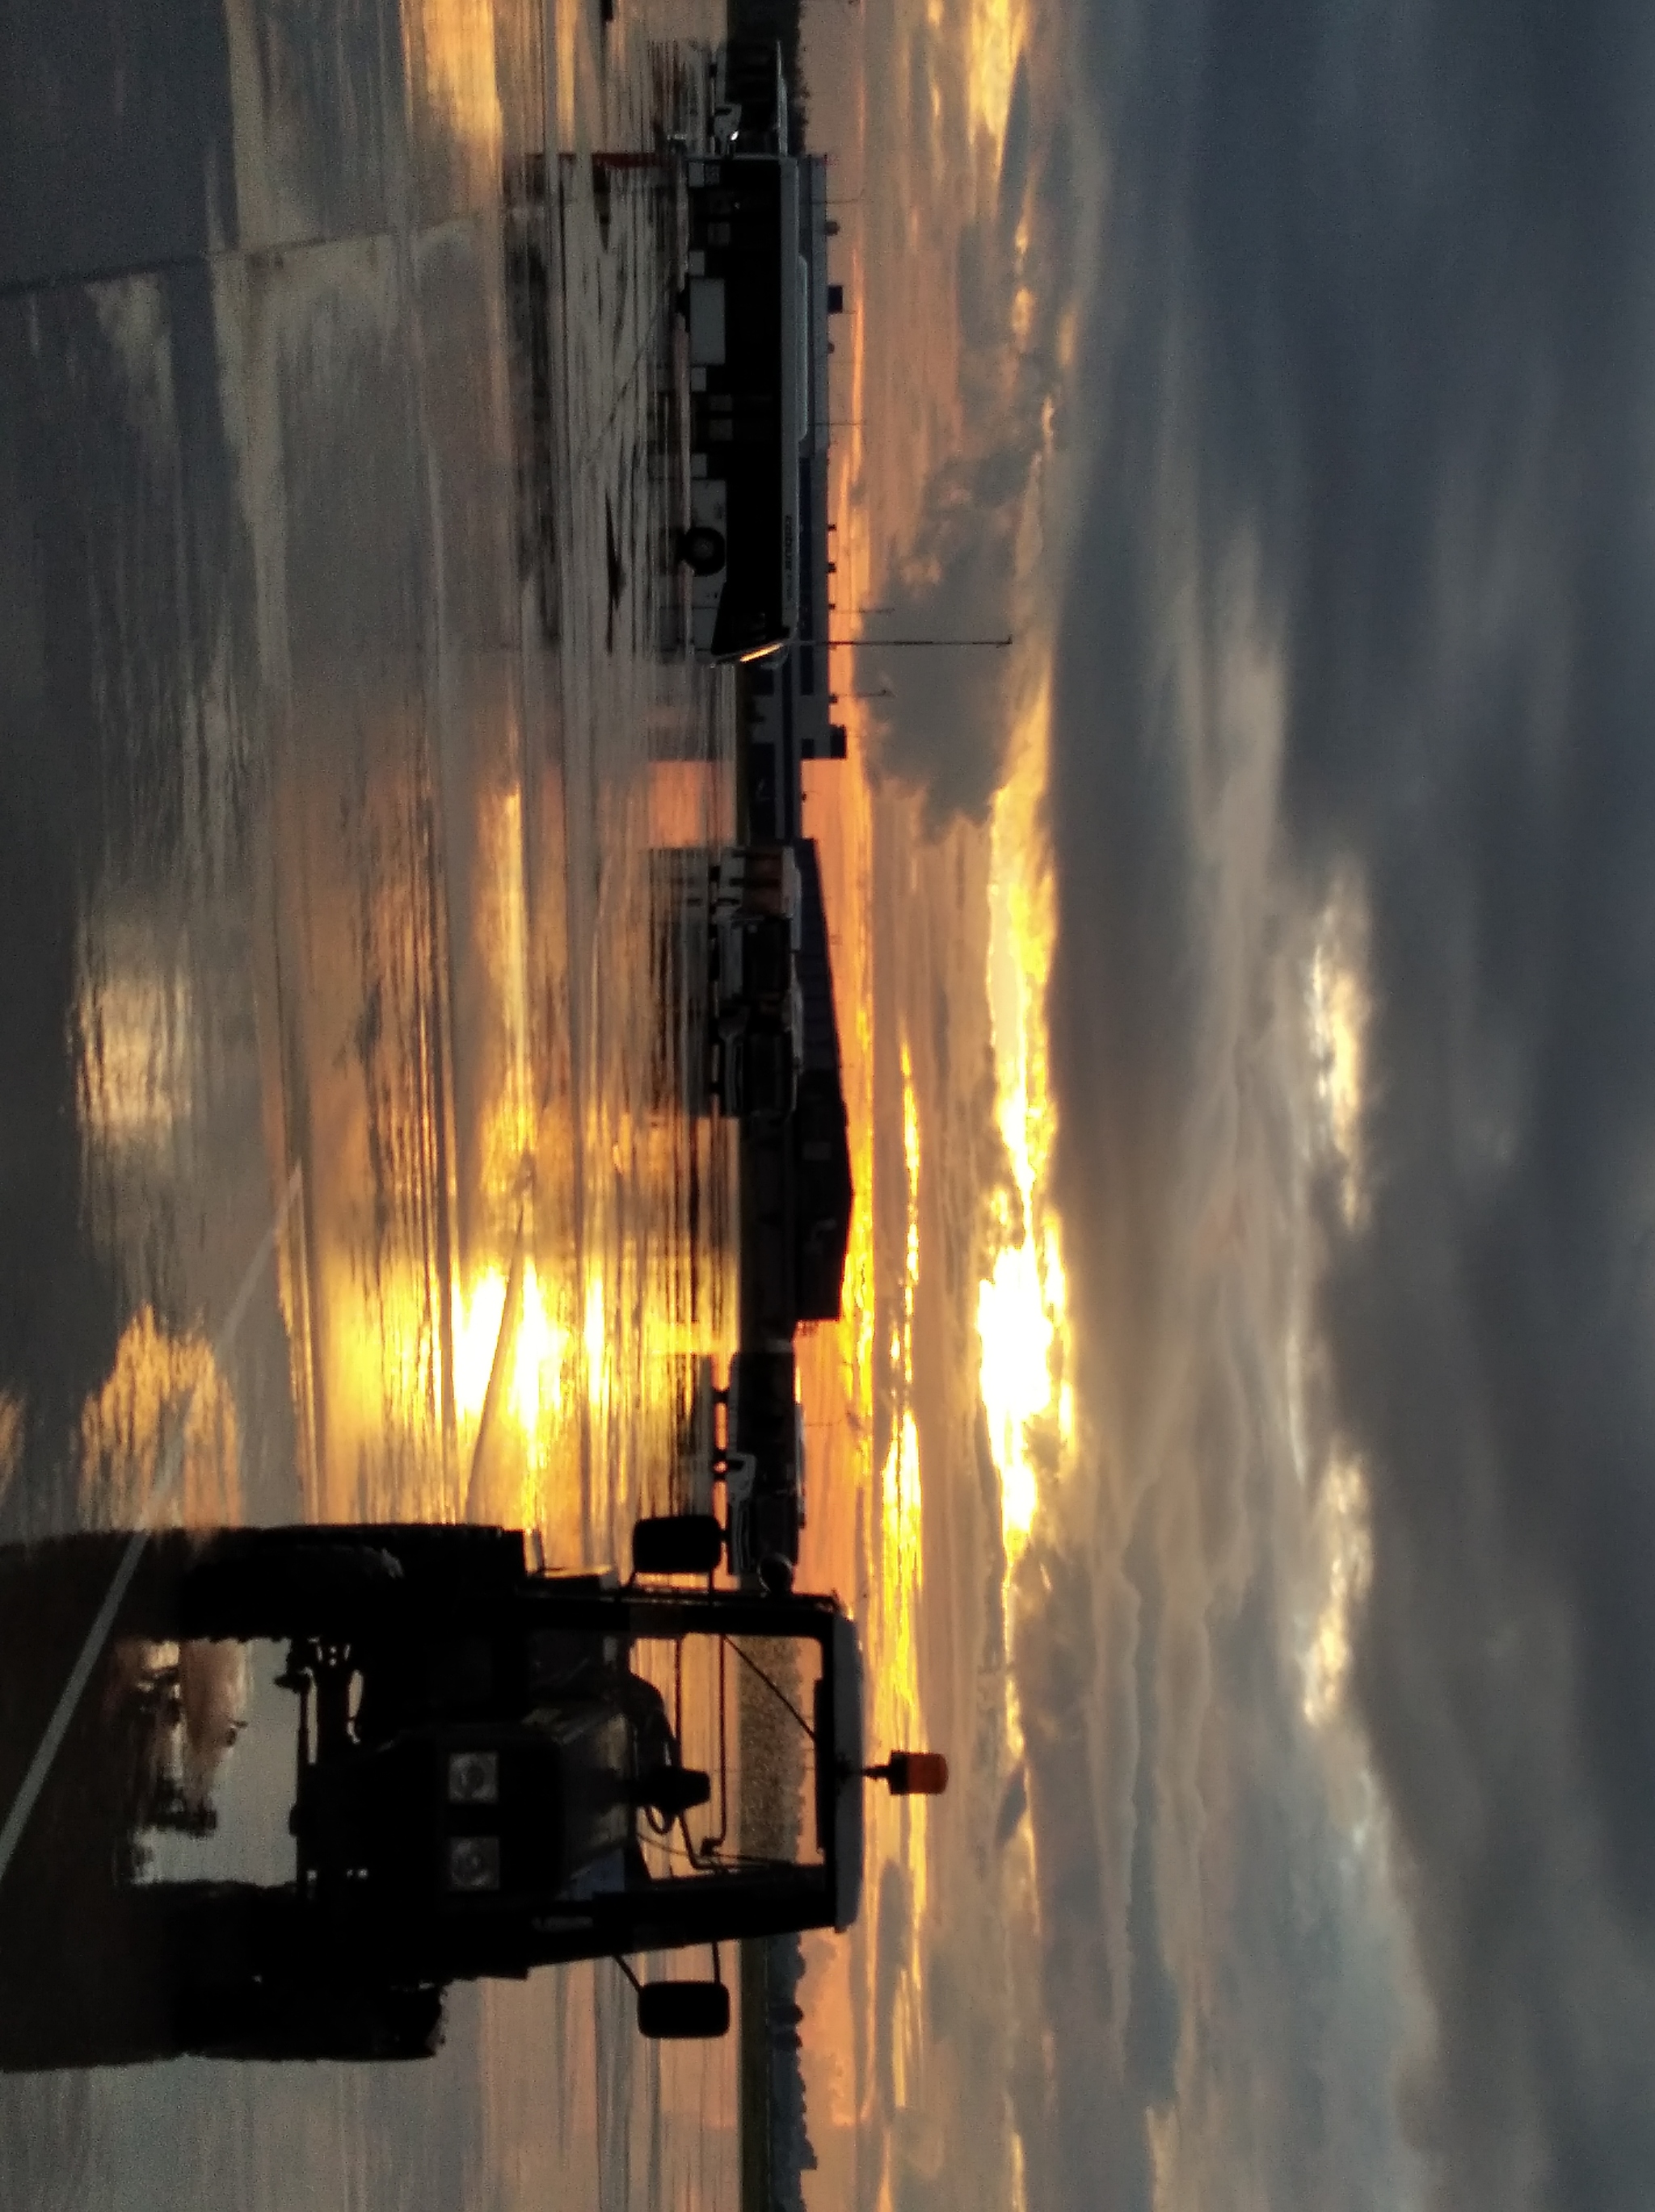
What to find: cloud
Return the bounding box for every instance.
[1120,1556,1180,2108]
[1038,0,1655,2204]
[865,50,1085,822]
[1013,1534,1155,2212]
[874,1860,915,2121]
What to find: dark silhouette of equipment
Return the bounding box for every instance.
[0,1522,945,2068]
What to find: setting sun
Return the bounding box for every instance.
[979,686,1068,1573]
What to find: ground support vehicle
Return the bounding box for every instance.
[721,1348,806,1581]
[0,1520,911,2067]
[709,845,802,1120]
[652,844,803,1123]
[680,1351,806,1587]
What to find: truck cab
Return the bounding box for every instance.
[0,1521,897,2067]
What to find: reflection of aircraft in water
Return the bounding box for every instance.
[0,1519,945,2067]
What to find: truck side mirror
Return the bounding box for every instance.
[636,1981,731,2041]
[632,1514,725,1577]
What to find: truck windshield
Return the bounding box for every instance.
[628,1627,826,1877]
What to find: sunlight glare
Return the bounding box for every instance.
[453,1261,569,1445]
[871,1049,928,1942]
[583,1273,608,1412]
[978,683,1068,1572]
[1308,877,1371,1229]
[965,0,1025,164]
[79,1306,240,1527]
[1302,1454,1374,1726]
[453,1268,509,1430]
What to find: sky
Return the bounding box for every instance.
[804,2,1655,2210]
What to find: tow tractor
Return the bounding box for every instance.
[680,1350,806,1589]
[0,1519,943,2064]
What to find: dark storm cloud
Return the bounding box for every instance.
[868,69,1080,822]
[1013,1537,1155,2212]
[996,55,1034,252]
[1046,0,1655,2202]
[1120,1554,1179,2107]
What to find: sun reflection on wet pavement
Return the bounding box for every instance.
[0,0,742,2197]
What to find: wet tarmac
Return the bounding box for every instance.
[0,0,745,2199]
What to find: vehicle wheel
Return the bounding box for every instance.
[677,524,726,577]
[179,1976,445,2062]
[179,1533,406,1641]
[366,1985,448,2060]
[631,1513,725,1576]
[636,1981,731,2040]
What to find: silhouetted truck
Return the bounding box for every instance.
[722,1348,806,1581]
[0,1520,944,2069]
[650,843,800,1120]
[709,845,802,1120]
[685,1350,807,1587]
